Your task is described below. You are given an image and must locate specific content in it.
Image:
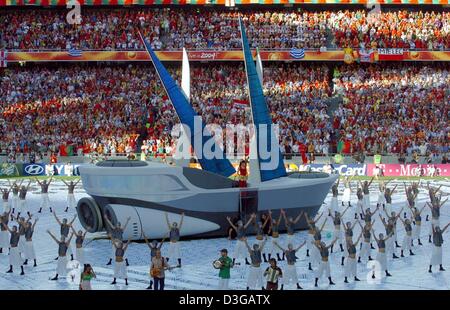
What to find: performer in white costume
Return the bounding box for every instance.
[47,229,74,280]
[274,240,306,290]
[36,177,53,213]
[244,237,267,290]
[429,223,450,273]
[227,214,255,265]
[62,180,81,213]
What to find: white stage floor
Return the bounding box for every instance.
[0,179,449,290]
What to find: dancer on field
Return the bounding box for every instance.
[227,213,255,265]
[274,240,306,289]
[36,176,53,213]
[62,180,81,212]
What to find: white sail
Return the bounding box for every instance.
[175,48,192,168]
[255,47,263,86]
[181,48,190,101]
[247,48,263,185]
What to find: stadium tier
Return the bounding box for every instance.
[1,7,449,51]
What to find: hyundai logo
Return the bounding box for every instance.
[24,164,44,175]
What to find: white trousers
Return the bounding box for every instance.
[283,264,298,285]
[233,240,248,260]
[360,241,371,260]
[67,193,76,209]
[376,252,387,271]
[316,260,331,279]
[114,261,128,279]
[168,241,181,261]
[0,230,9,249]
[3,200,10,213]
[402,235,412,252]
[76,247,84,265]
[19,199,27,214]
[345,257,357,278]
[24,240,36,260]
[247,266,264,289]
[9,247,23,268]
[57,256,68,276]
[218,278,229,290]
[40,193,50,210]
[430,246,442,266]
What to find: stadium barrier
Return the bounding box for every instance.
[6,49,450,63]
[1,162,448,177]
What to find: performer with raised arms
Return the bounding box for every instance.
[165,212,184,267]
[252,214,270,262]
[329,207,349,253]
[357,220,375,262]
[244,237,267,290]
[47,229,74,280]
[109,235,131,285]
[62,179,81,212]
[341,220,359,265]
[399,216,414,257]
[304,211,323,258]
[344,231,363,283]
[0,211,11,254]
[10,180,23,215]
[372,230,393,278]
[329,179,339,213]
[376,180,390,209]
[267,210,283,261]
[429,222,450,273]
[71,226,87,265]
[23,218,38,267]
[314,238,338,287]
[227,213,255,265]
[281,209,303,246]
[53,211,77,261]
[18,180,32,217]
[274,240,306,289]
[143,233,166,289]
[427,197,448,243]
[341,176,353,207]
[36,176,53,213]
[104,214,131,266]
[2,223,25,275]
[409,204,426,246]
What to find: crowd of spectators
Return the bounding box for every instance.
[0,62,332,161]
[1,61,448,162]
[332,63,449,157]
[1,8,448,51]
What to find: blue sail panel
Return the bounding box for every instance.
[142,38,235,177]
[239,20,287,182]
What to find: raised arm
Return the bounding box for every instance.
[262,213,271,229]
[103,215,114,230]
[391,185,398,194]
[293,211,304,224]
[53,211,62,226]
[319,219,328,232]
[355,231,363,245]
[178,212,185,230]
[273,241,285,252]
[244,214,256,229]
[26,179,32,189]
[62,180,68,186]
[442,222,450,233]
[226,216,237,231]
[165,212,171,230]
[123,238,131,251]
[326,238,338,249]
[47,230,59,243]
[243,238,252,253]
[1,223,12,233]
[67,233,74,244]
[351,220,359,230]
[48,176,53,186]
[440,198,448,208]
[74,179,81,186]
[69,214,78,226]
[342,206,350,216]
[368,177,374,187]
[32,218,38,230]
[312,212,324,224]
[370,206,380,216]
[122,216,131,231]
[295,241,307,252]
[35,178,42,186]
[371,230,379,242]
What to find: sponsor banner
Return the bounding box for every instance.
[6,50,450,63]
[1,0,449,6]
[0,163,20,176]
[377,48,404,61]
[189,162,367,176]
[295,164,367,176]
[22,163,82,176]
[6,50,344,62]
[367,164,450,177]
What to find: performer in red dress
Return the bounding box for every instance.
[237,160,248,188]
